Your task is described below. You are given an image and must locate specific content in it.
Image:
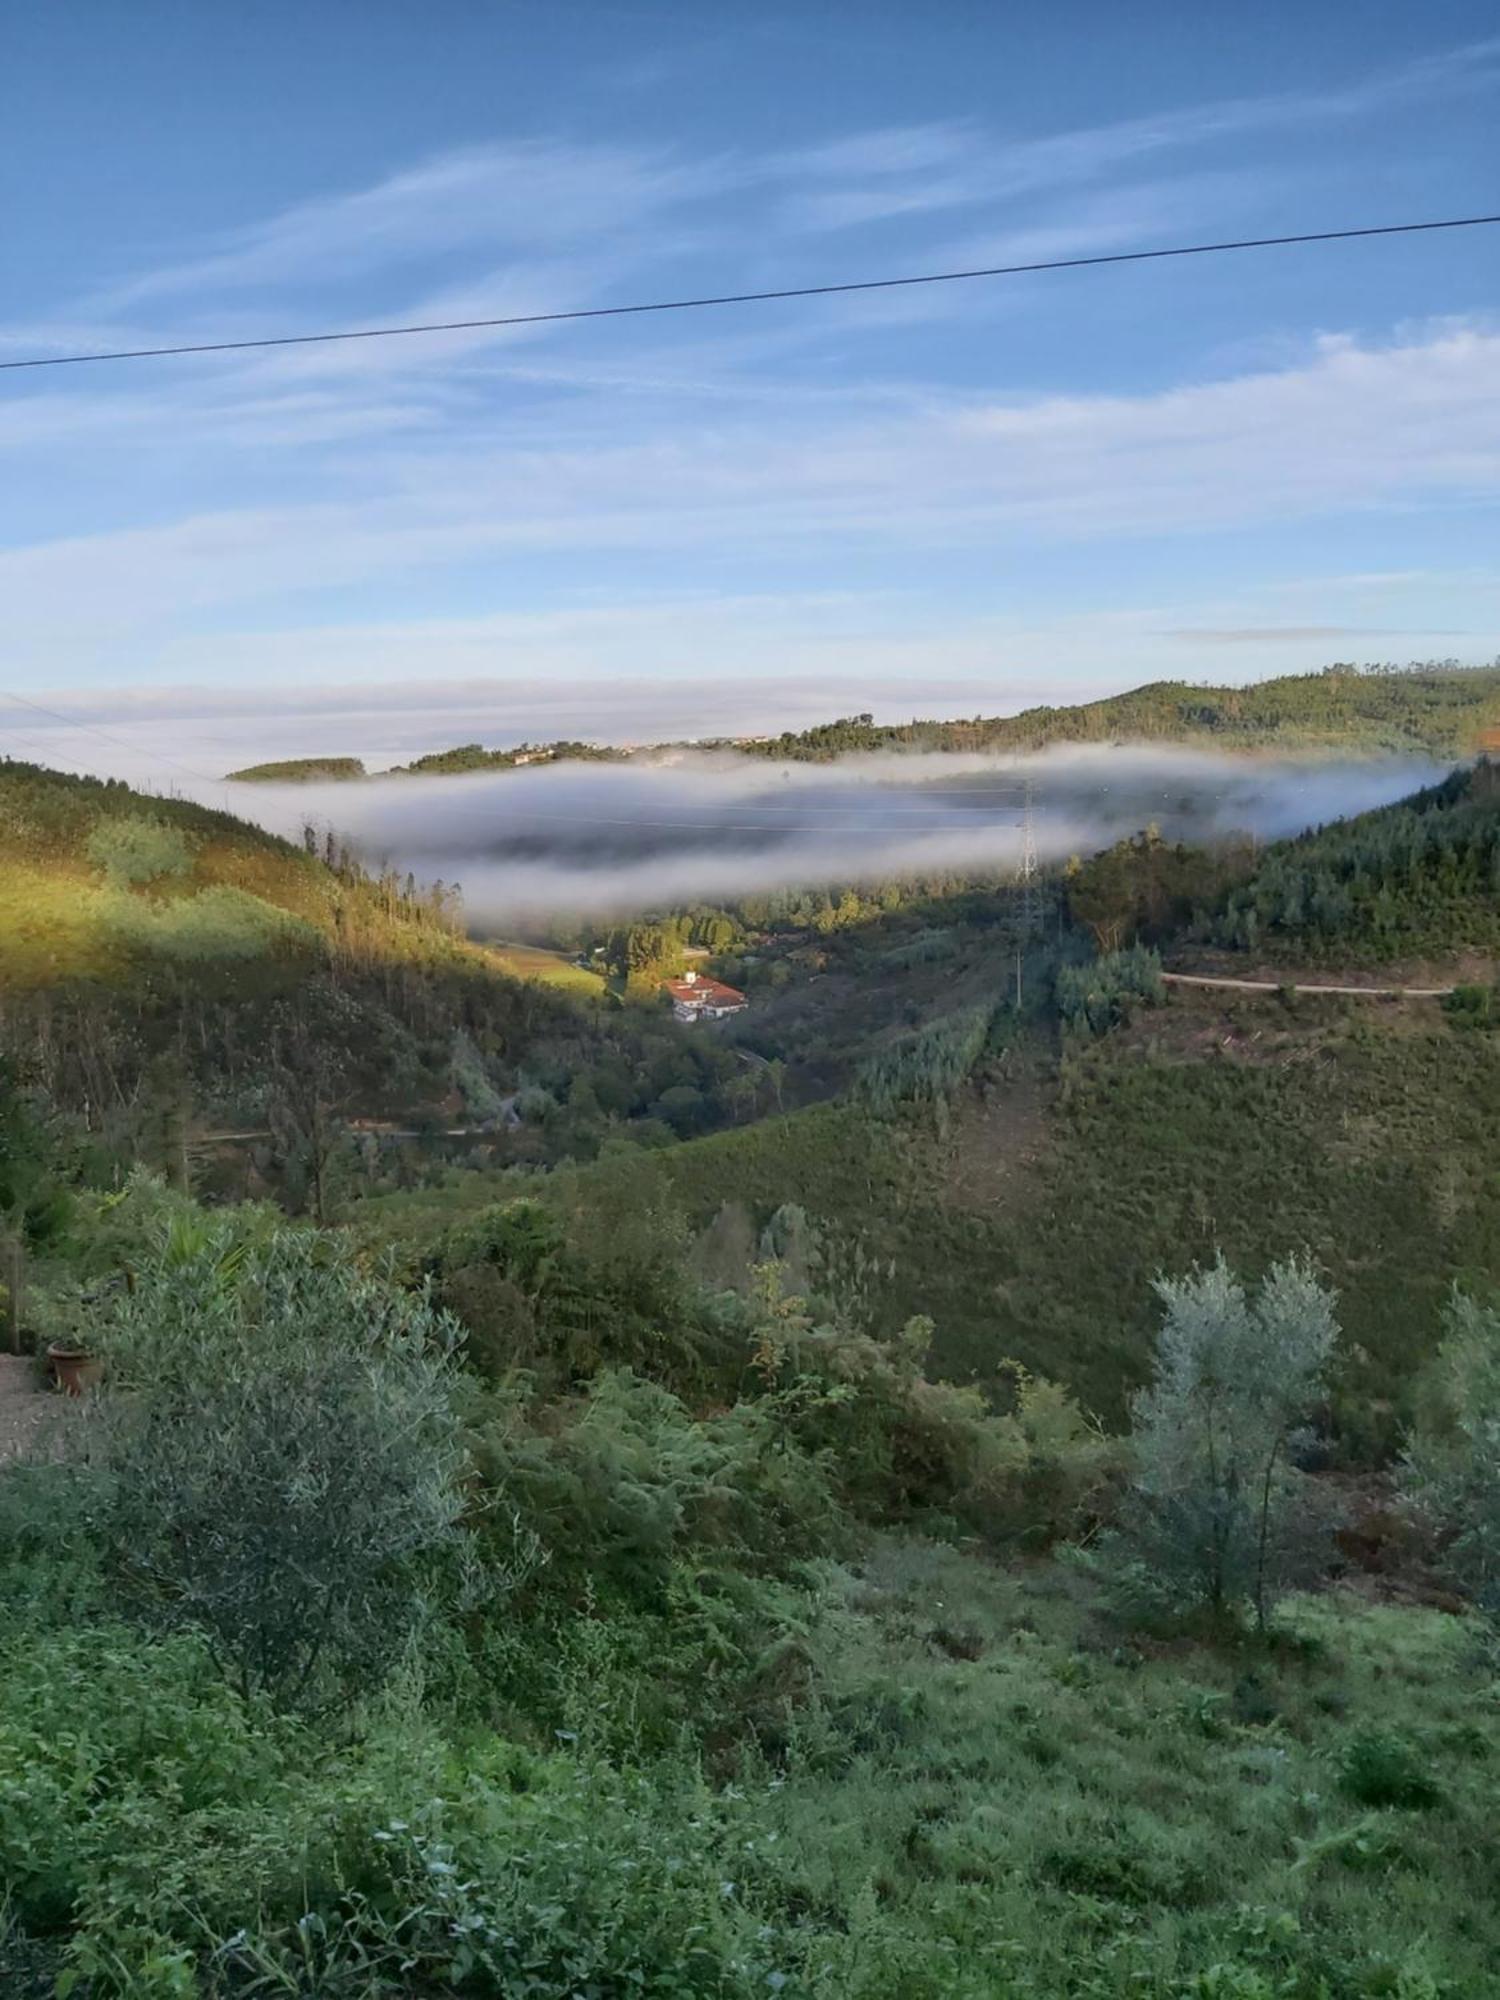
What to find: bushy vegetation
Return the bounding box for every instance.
[504,987,1500,1432]
[1402,1290,1500,1620]
[1066,827,1253,952]
[6,1035,1500,1990]
[1055,942,1164,1035]
[84,1223,472,1707]
[856,1003,994,1116]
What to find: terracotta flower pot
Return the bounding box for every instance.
[48,1343,102,1397]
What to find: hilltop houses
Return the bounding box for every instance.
[663,970,749,1022]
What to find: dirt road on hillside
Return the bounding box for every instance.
[1162,972,1455,999]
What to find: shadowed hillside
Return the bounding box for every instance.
[0,761,743,1202]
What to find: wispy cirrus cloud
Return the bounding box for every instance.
[99,140,732,309]
[775,36,1500,232]
[2,317,1497,692]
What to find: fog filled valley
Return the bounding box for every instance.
[223,742,1448,931]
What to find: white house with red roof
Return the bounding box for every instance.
[662,969,749,1022]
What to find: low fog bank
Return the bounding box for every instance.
[213,744,1449,927]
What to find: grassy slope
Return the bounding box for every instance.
[774,1541,1500,1995]
[4,1537,1493,1996]
[391,986,1495,1432]
[479,939,609,996]
[0,759,498,995]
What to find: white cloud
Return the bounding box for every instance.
[101,141,729,307]
[2,36,1498,704]
[775,38,1500,233]
[1,320,1497,675]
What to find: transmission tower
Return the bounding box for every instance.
[1018,774,1039,933]
[1013,774,1040,1008]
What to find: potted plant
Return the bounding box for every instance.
[47,1340,103,1397]
[34,1284,103,1396]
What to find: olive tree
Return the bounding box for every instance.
[1120,1256,1339,1629]
[1403,1291,1500,1619]
[83,1221,480,1708]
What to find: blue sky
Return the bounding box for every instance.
[2,0,1498,767]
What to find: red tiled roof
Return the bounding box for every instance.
[663,975,746,1005]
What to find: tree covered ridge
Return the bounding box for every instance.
[740,663,1500,761]
[1212,760,1500,960]
[0,755,471,980]
[223,757,368,782]
[218,663,1500,778]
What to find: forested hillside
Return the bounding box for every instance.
[738,664,1500,760]
[1210,759,1500,962]
[9,959,1500,1991]
[361,982,1500,1443]
[0,761,743,1204]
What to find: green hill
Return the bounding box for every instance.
[0,760,730,1198]
[398,739,621,775]
[0,757,465,991]
[728,664,1500,761]
[218,665,1500,778]
[224,756,368,782]
[11,757,1500,1995]
[363,975,1500,1445]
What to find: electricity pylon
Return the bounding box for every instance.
[1014,773,1039,1008]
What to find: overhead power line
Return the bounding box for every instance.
[3,211,1497,373]
[1,689,228,789]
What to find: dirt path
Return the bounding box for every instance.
[0,1352,55,1464]
[1163,972,1455,1000]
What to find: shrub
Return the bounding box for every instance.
[104,883,321,963]
[1402,1289,1500,1618]
[1055,943,1164,1036]
[434,1196,728,1395]
[84,814,191,887]
[1442,983,1497,1028]
[82,1226,477,1708]
[0,1620,772,1998]
[983,1363,1120,1546]
[857,1004,992,1116]
[1338,1729,1443,1809]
